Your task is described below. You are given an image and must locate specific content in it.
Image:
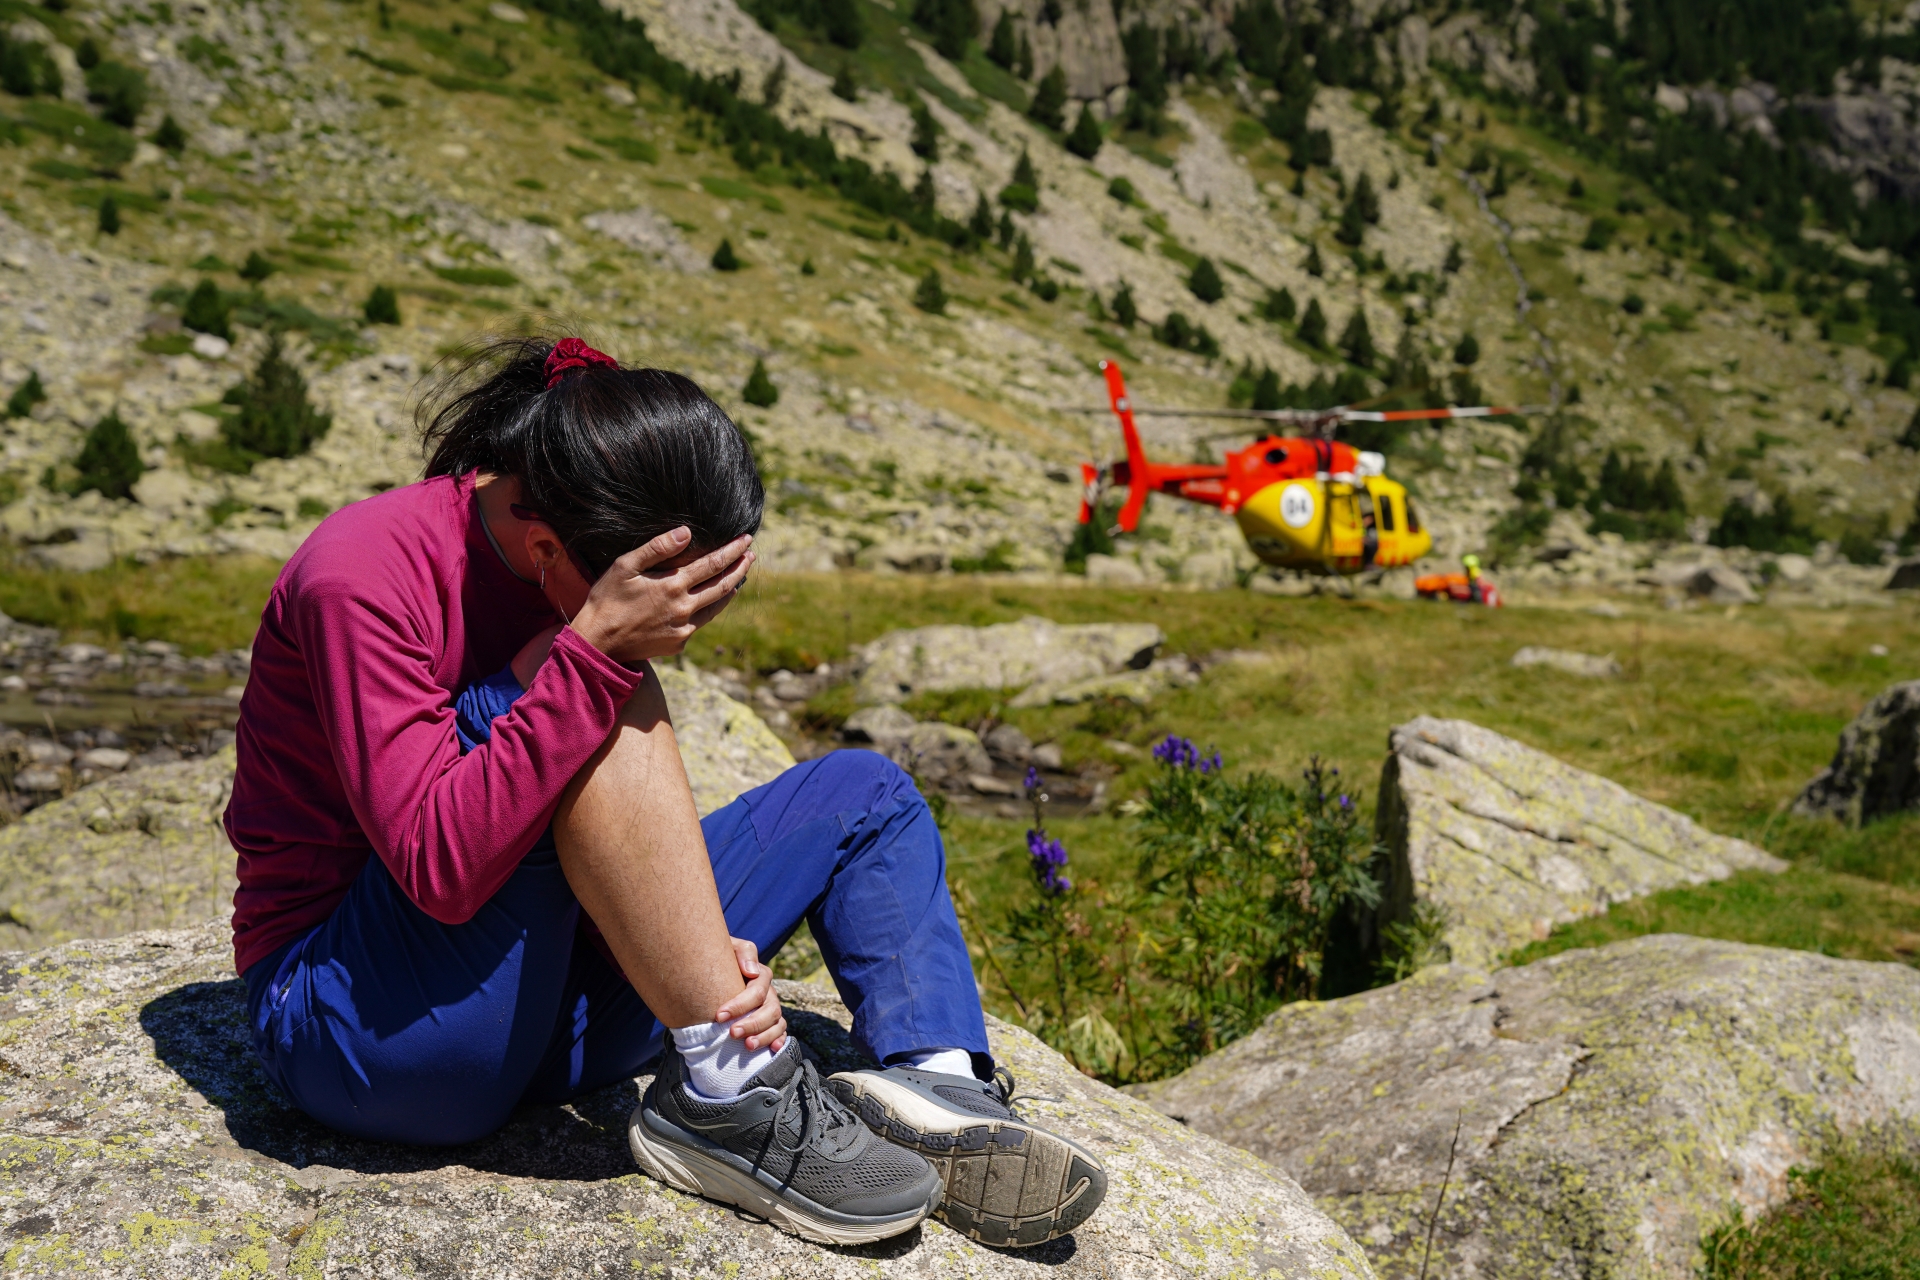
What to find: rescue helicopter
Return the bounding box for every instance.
[1068,360,1527,585]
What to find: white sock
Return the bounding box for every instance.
[901,1047,975,1078]
[672,1021,779,1101]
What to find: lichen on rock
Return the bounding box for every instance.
[854,616,1164,705]
[1345,717,1784,975]
[1136,934,1920,1279]
[0,920,1377,1278]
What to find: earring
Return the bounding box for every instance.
[538,563,546,592]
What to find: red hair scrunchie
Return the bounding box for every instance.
[543,337,619,389]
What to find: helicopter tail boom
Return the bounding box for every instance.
[1093,360,1229,532]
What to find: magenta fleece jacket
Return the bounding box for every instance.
[224,472,643,974]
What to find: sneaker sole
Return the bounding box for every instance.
[627,1105,941,1247]
[827,1073,1107,1249]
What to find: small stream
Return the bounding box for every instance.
[1463,170,1563,406]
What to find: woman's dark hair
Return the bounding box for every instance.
[420,336,763,578]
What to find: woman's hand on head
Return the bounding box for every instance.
[569,527,753,665]
[717,936,785,1053]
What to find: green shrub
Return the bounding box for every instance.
[221,334,332,464]
[1111,280,1137,328]
[363,284,401,325]
[711,238,741,271]
[912,0,975,60]
[71,412,145,500]
[84,60,149,128]
[742,358,778,408]
[913,268,946,315]
[1188,257,1223,304]
[239,251,276,283]
[431,265,518,287]
[6,371,46,419]
[1453,331,1479,365]
[0,36,63,97]
[181,278,232,340]
[1581,216,1616,251]
[1262,286,1296,322]
[998,182,1037,214]
[97,195,119,236]
[152,114,187,153]
[1107,175,1134,204]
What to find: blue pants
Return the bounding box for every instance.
[243,750,991,1146]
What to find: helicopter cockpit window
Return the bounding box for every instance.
[1378,495,1396,532]
[1404,498,1422,533]
[1264,447,1288,465]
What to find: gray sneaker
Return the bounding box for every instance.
[629,1040,944,1245]
[826,1065,1107,1248]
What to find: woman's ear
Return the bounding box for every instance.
[522,521,566,578]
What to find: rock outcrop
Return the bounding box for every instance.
[0,672,791,953]
[854,617,1163,705]
[1351,718,1784,974]
[1137,935,1920,1280]
[0,919,1377,1279]
[0,747,237,951]
[1793,679,1920,827]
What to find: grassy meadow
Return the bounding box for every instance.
[9,551,1918,981]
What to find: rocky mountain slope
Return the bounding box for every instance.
[3,0,1920,593]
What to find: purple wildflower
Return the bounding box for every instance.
[1153,735,1223,773]
[1023,765,1041,794]
[1338,794,1352,810]
[1027,828,1072,895]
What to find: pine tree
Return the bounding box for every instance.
[1650,458,1686,513]
[969,191,994,240]
[1335,196,1365,246]
[987,10,1017,70]
[97,195,119,236]
[1304,243,1324,277]
[742,358,779,408]
[364,284,401,325]
[224,333,331,461]
[1188,257,1223,304]
[71,411,144,500]
[914,0,976,61]
[911,99,939,160]
[1012,149,1037,189]
[1065,103,1102,159]
[1263,286,1296,322]
[1028,65,1067,130]
[239,251,277,283]
[1352,171,1380,224]
[1011,232,1035,282]
[832,64,858,101]
[1569,176,1585,198]
[1252,366,1282,411]
[1015,29,1033,80]
[182,278,232,340]
[712,238,741,271]
[152,113,187,153]
[1297,297,1328,348]
[1453,332,1479,365]
[1443,242,1463,273]
[913,268,947,315]
[913,166,936,212]
[5,371,46,419]
[1339,308,1375,367]
[1112,281,1137,328]
[996,210,1015,250]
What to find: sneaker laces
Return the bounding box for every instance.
[776,1059,865,1162]
[987,1065,1025,1116]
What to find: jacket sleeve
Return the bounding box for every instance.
[293,573,642,923]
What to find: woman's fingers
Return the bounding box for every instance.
[742,1014,788,1054]
[686,549,753,613]
[676,535,753,590]
[618,526,693,574]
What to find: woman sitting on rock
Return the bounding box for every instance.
[223,335,1104,1248]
